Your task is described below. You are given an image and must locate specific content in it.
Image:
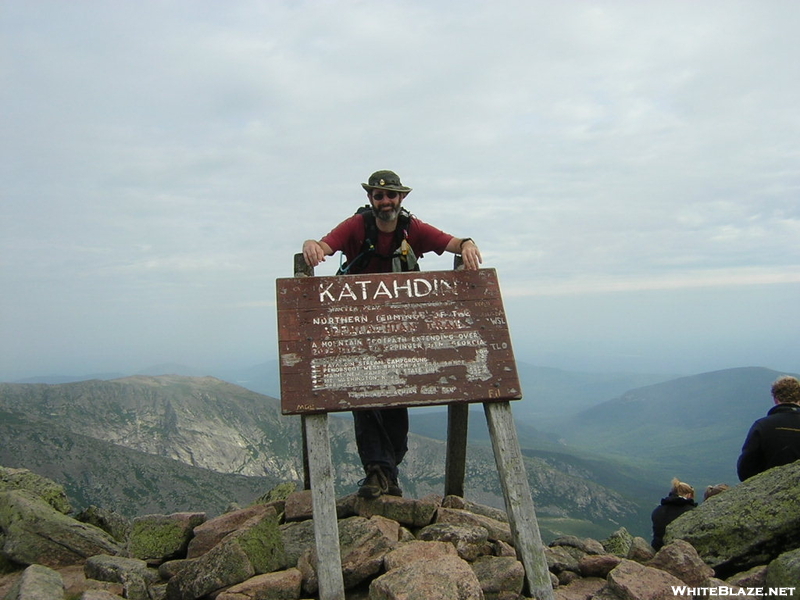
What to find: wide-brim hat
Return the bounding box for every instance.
[361,170,412,193]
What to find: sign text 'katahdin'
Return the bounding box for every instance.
[318,277,456,303]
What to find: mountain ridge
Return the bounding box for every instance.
[0,375,641,541]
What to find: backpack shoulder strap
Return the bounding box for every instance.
[336,206,377,275]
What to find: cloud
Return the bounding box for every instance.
[2,1,799,377]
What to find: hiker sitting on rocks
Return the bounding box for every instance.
[737,375,800,482]
[651,477,696,550]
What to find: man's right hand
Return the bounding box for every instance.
[302,239,327,268]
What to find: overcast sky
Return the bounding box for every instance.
[2,1,798,380]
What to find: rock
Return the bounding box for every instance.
[299,516,396,595]
[164,538,255,600]
[164,509,285,600]
[253,481,297,505]
[369,515,401,543]
[215,568,302,600]
[647,539,714,586]
[354,495,438,528]
[0,490,122,567]
[765,547,800,587]
[81,591,125,600]
[283,490,313,522]
[550,535,605,556]
[127,513,206,564]
[383,540,458,571]
[84,555,160,600]
[604,559,685,599]
[470,555,524,600]
[553,577,605,600]
[578,554,621,578]
[0,467,71,515]
[492,540,517,558]
[187,504,278,559]
[279,519,316,568]
[417,522,489,562]
[370,555,484,600]
[442,496,509,523]
[436,507,513,544]
[601,527,633,558]
[726,564,767,588]
[544,546,580,577]
[626,536,655,563]
[665,461,800,577]
[3,564,64,600]
[75,506,131,544]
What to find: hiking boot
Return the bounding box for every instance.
[386,475,403,497]
[357,464,388,499]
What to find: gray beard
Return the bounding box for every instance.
[373,206,400,222]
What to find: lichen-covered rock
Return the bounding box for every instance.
[164,509,285,600]
[601,527,633,558]
[253,481,297,505]
[765,547,800,588]
[666,461,800,577]
[76,506,131,544]
[187,504,277,559]
[165,536,255,600]
[84,554,159,600]
[127,512,205,563]
[0,467,71,514]
[0,490,122,567]
[279,519,316,568]
[3,564,64,600]
[726,564,768,588]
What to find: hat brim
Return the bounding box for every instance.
[361,183,412,193]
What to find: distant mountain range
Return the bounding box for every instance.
[0,373,642,542]
[551,366,795,486]
[2,364,793,542]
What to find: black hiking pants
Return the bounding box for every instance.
[353,407,408,480]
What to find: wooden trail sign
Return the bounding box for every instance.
[276,268,521,415]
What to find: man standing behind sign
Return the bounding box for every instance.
[302,169,482,499]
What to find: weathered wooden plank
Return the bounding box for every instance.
[484,402,554,600]
[294,253,314,277]
[445,403,469,497]
[304,414,345,600]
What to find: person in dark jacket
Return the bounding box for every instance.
[737,375,800,481]
[651,478,696,550]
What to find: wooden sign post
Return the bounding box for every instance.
[276,262,554,600]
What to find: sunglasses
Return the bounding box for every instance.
[372,191,398,201]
